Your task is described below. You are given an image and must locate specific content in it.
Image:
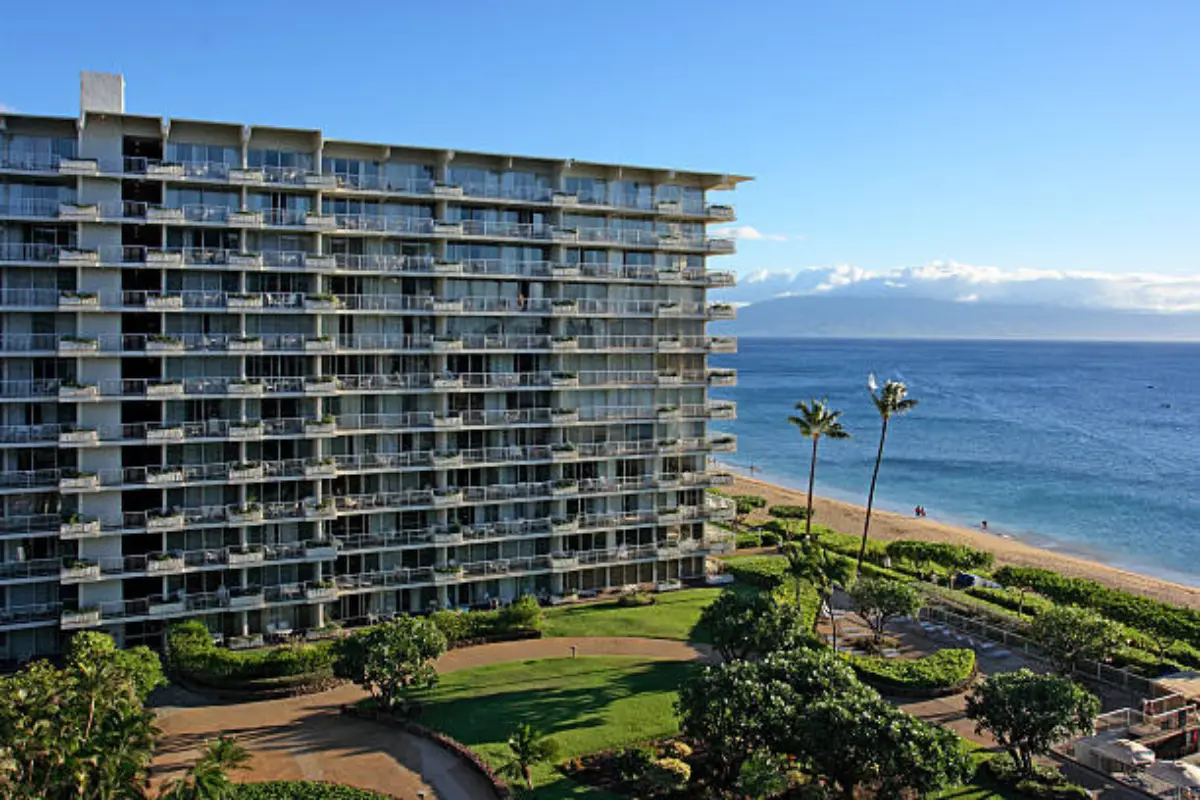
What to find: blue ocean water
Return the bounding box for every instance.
[710,338,1200,587]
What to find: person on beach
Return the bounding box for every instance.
[981,520,988,531]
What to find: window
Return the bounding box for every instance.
[166,142,239,166]
[565,177,607,205]
[8,136,76,168]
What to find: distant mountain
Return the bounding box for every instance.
[723,296,1200,341]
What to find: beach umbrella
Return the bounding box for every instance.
[1093,738,1156,767]
[1148,761,1200,789]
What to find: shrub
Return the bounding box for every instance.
[647,757,691,790]
[760,530,780,547]
[233,782,391,799]
[847,648,975,691]
[663,740,693,759]
[617,591,656,607]
[724,557,788,591]
[430,595,543,644]
[985,756,1090,800]
[166,621,335,688]
[735,531,762,549]
[617,745,657,782]
[886,540,994,574]
[769,505,809,520]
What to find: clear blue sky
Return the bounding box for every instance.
[2,0,1197,278]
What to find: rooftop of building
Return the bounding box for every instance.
[0,72,751,191]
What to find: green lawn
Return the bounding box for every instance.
[541,588,720,642]
[412,656,693,798]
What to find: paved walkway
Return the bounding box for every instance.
[152,636,708,800]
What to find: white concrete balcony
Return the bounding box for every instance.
[59,473,100,492]
[228,167,266,185]
[304,336,336,353]
[58,290,100,309]
[61,562,101,583]
[229,591,266,609]
[58,382,100,400]
[58,427,99,446]
[228,209,264,227]
[147,511,186,531]
[706,204,736,222]
[707,303,736,320]
[146,249,185,266]
[61,608,102,629]
[227,380,265,396]
[227,545,265,563]
[432,489,464,506]
[146,381,185,398]
[229,463,265,482]
[303,542,338,560]
[60,517,101,538]
[305,585,339,601]
[146,554,186,575]
[433,566,465,583]
[305,459,337,478]
[707,369,737,387]
[58,336,99,354]
[707,402,737,421]
[58,157,99,176]
[432,183,464,198]
[304,500,336,519]
[708,336,738,354]
[227,337,263,355]
[145,294,185,311]
[146,205,186,223]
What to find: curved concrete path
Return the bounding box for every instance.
[152,636,708,799]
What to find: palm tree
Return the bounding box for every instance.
[856,377,919,570]
[784,541,856,648]
[500,723,558,791]
[158,736,249,800]
[787,399,850,540]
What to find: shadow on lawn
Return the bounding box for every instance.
[414,660,695,748]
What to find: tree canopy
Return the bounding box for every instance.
[333,616,447,710]
[1030,605,1122,674]
[966,670,1099,776]
[849,577,923,642]
[698,590,810,662]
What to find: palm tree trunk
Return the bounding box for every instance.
[805,436,819,539]
[857,417,889,570]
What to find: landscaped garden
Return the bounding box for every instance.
[541,587,720,642]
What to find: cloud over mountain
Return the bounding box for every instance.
[722,261,1200,314]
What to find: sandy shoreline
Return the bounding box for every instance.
[728,474,1200,610]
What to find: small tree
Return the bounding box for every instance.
[158,735,251,799]
[786,542,857,647]
[966,670,1099,777]
[768,504,809,541]
[698,591,808,662]
[796,686,973,798]
[334,616,447,710]
[1030,605,1122,674]
[500,723,558,790]
[849,577,923,642]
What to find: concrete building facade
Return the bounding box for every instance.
[0,73,742,657]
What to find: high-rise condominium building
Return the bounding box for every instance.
[0,73,743,659]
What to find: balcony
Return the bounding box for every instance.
[60,517,101,538]
[303,542,338,560]
[706,204,736,222]
[228,167,266,185]
[61,608,102,629]
[146,554,186,575]
[707,369,737,387]
[61,562,101,583]
[707,303,736,320]
[147,511,186,531]
[59,427,99,446]
[229,590,266,609]
[433,566,465,583]
[58,157,99,176]
[305,584,338,602]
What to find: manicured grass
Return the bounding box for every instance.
[412,656,693,798]
[542,588,720,642]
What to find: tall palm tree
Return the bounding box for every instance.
[784,541,856,648]
[500,723,558,791]
[857,377,919,570]
[787,399,850,540]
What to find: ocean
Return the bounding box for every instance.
[709,338,1200,587]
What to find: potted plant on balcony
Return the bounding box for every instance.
[146,465,184,485]
[552,516,578,533]
[147,551,185,574]
[58,290,100,307]
[432,487,463,505]
[658,437,681,451]
[58,424,99,446]
[229,461,264,482]
[146,333,184,353]
[304,498,336,518]
[550,335,578,351]
[61,558,100,581]
[61,605,102,628]
[305,335,335,352]
[432,411,461,428]
[304,375,341,393]
[230,419,264,439]
[147,507,185,530]
[59,470,99,491]
[305,580,339,601]
[551,298,578,312]
[431,334,462,351]
[304,457,337,477]
[550,442,578,461]
[552,478,578,496]
[58,379,99,400]
[60,513,101,537]
[59,335,99,353]
[433,563,464,581]
[304,293,342,310]
[146,379,184,398]
[228,334,263,352]
[146,422,185,442]
[58,247,100,266]
[305,415,336,436]
[226,291,263,309]
[550,407,579,423]
[656,404,681,419]
[228,504,264,527]
[432,181,463,198]
[658,335,681,350]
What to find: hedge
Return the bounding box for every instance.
[429,595,542,644]
[994,566,1200,652]
[846,648,976,694]
[167,621,336,689]
[233,781,392,799]
[983,757,1090,800]
[724,557,788,590]
[735,531,762,549]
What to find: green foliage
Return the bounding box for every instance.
[647,757,691,791]
[887,540,995,574]
[542,588,720,642]
[0,632,165,799]
[996,565,1200,658]
[333,616,447,711]
[723,556,788,590]
[796,682,973,798]
[232,782,391,799]
[849,577,924,642]
[984,757,1091,800]
[678,647,971,795]
[735,750,791,799]
[735,531,763,549]
[768,504,809,520]
[616,591,656,607]
[966,670,1100,777]
[847,648,976,691]
[759,530,780,546]
[500,723,559,790]
[430,595,543,644]
[167,621,336,688]
[1030,605,1122,674]
[699,590,811,661]
[732,493,767,521]
[159,734,251,799]
[784,541,856,629]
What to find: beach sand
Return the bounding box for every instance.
[729,474,1200,610]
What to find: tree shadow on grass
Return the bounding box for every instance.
[415,659,695,750]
